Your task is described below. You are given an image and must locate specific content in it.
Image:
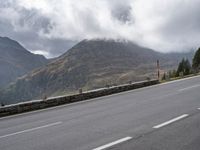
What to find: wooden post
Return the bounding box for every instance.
[157,60,160,80]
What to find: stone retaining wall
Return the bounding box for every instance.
[0,80,159,117]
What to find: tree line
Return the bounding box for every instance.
[162,48,200,80]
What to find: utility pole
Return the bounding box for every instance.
[157,60,160,80]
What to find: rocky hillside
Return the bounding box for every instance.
[0,37,48,87]
[0,39,193,104]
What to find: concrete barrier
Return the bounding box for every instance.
[0,79,159,117]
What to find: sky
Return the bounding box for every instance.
[0,0,200,58]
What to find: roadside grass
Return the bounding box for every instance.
[160,72,200,83]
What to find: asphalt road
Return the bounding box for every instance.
[0,76,200,150]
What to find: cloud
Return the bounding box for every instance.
[0,0,200,57]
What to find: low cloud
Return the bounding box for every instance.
[0,0,200,57]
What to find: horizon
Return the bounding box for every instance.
[0,36,196,59]
[0,0,200,57]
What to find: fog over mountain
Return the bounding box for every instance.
[0,0,200,57]
[0,39,194,104]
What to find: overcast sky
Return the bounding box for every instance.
[0,0,200,58]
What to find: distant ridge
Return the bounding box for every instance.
[0,36,48,87]
[0,39,193,104]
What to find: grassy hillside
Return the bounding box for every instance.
[0,39,193,104]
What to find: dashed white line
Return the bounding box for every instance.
[0,121,62,139]
[153,114,189,129]
[93,137,132,150]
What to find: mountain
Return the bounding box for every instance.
[0,37,48,88]
[0,39,193,104]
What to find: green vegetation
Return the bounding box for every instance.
[176,58,192,77]
[1,40,189,105]
[0,39,196,105]
[192,47,200,72]
[169,70,177,78]
[162,47,200,81]
[162,72,166,80]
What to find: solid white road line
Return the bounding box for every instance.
[178,84,200,92]
[0,121,62,139]
[198,108,200,110]
[93,137,132,150]
[153,114,189,129]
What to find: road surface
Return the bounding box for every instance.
[0,76,200,150]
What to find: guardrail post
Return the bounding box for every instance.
[42,94,47,101]
[0,102,5,107]
[79,88,83,94]
[105,84,110,88]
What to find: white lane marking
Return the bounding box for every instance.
[93,137,132,150]
[0,121,62,139]
[153,114,189,129]
[198,108,200,110]
[178,84,200,92]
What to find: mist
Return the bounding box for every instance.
[0,0,200,57]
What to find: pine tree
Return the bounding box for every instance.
[192,48,200,72]
[169,70,177,78]
[176,58,184,77]
[162,73,166,80]
[176,58,191,76]
[172,70,177,77]
[168,70,172,78]
[184,59,191,75]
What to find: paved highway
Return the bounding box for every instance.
[0,76,200,150]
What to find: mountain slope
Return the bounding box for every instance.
[0,39,193,104]
[0,37,48,87]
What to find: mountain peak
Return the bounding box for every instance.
[0,37,48,88]
[0,39,172,104]
[0,36,25,50]
[0,39,194,104]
